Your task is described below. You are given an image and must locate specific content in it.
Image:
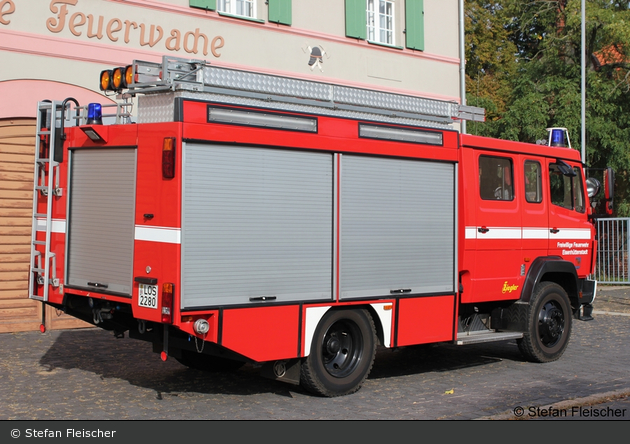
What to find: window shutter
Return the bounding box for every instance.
[190,0,216,11]
[345,0,366,40]
[269,0,292,25]
[405,0,424,50]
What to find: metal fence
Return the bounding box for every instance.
[593,217,630,284]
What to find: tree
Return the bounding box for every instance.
[465,0,630,215]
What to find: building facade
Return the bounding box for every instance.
[0,0,463,332]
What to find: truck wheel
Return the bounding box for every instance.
[175,350,245,372]
[518,282,572,363]
[300,308,376,397]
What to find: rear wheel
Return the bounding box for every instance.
[300,309,376,397]
[518,282,572,363]
[175,350,245,372]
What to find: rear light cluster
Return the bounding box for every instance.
[161,283,174,323]
[162,137,176,179]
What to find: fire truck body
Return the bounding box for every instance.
[30,57,603,397]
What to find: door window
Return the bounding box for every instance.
[524,160,542,203]
[549,164,585,213]
[479,155,513,201]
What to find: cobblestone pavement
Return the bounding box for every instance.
[0,286,628,421]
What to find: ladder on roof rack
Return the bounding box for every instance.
[29,100,72,302]
[126,56,485,125]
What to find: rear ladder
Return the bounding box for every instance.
[28,100,71,302]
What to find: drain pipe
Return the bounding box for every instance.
[459,0,467,134]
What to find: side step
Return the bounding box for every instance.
[456,331,523,345]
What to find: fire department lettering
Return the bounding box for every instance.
[502,282,519,294]
[558,241,589,255]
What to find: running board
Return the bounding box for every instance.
[456,331,523,345]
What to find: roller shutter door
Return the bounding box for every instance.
[181,143,333,308]
[340,155,455,299]
[66,148,136,296]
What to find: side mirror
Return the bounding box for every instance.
[586,177,601,198]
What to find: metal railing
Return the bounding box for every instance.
[593,217,630,284]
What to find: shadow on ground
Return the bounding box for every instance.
[38,328,526,398]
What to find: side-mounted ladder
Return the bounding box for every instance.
[29,99,78,304]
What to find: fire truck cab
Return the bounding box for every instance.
[29,57,609,397]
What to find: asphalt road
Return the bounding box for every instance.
[0,286,629,421]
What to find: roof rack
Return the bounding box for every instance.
[125,56,484,128]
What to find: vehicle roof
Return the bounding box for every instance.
[460,133,583,162]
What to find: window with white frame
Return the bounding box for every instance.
[218,0,255,18]
[367,0,394,45]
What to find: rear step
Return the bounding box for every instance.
[456,331,523,345]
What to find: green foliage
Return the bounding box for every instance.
[465,0,630,216]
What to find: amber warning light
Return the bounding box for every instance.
[100,65,134,92]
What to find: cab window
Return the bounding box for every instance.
[573,167,585,213]
[549,164,585,213]
[479,156,513,201]
[524,160,542,203]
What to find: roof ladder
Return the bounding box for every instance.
[29,101,67,302]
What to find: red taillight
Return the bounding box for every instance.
[161,282,174,323]
[162,137,176,179]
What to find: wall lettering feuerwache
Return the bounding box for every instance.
[1,0,224,57]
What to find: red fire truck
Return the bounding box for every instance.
[30,57,613,397]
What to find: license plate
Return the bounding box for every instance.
[138,284,158,309]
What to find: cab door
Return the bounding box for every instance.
[470,152,523,301]
[547,160,593,276]
[522,157,549,262]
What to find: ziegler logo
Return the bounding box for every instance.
[502,281,519,294]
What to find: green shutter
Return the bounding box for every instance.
[405,0,424,51]
[345,0,366,40]
[190,0,216,11]
[269,0,292,25]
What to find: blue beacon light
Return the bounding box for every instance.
[86,103,103,125]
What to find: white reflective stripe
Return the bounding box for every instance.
[466,226,591,241]
[35,218,66,234]
[477,227,522,239]
[465,227,477,239]
[370,302,393,348]
[549,228,592,240]
[303,306,331,357]
[522,228,549,239]
[135,225,181,244]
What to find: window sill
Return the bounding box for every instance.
[217,11,265,23]
[367,40,403,50]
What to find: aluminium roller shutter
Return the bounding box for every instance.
[66,148,137,296]
[340,155,455,299]
[181,143,333,308]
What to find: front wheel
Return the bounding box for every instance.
[300,309,377,397]
[518,282,572,363]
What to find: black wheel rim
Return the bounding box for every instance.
[538,299,565,348]
[321,319,363,378]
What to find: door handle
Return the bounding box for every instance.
[478,226,490,234]
[550,228,560,234]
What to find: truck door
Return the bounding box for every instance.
[472,152,523,301]
[522,157,548,257]
[547,160,592,275]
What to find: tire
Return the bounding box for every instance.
[517,282,572,363]
[300,308,377,397]
[175,349,245,372]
